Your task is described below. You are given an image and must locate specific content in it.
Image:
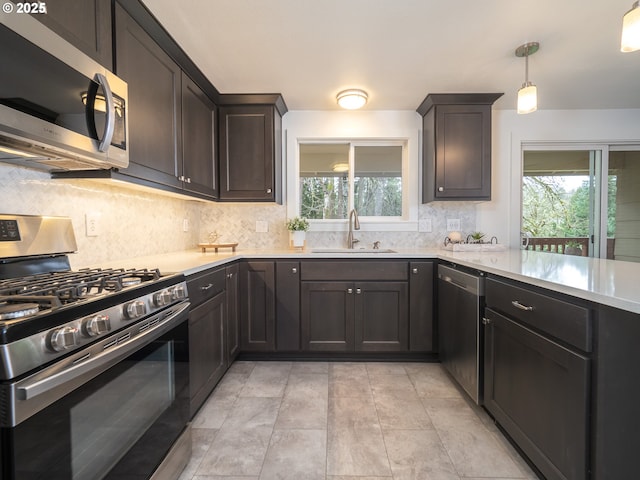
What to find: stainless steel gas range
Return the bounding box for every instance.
[0,214,191,480]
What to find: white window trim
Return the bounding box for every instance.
[291,137,418,232]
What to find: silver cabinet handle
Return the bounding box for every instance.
[438,186,444,192]
[347,288,353,294]
[356,288,362,294]
[186,178,191,183]
[94,73,115,152]
[412,268,418,274]
[482,317,491,325]
[511,300,534,311]
[178,175,185,181]
[266,188,272,194]
[291,267,297,274]
[201,283,214,291]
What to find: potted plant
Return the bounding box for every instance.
[469,232,485,244]
[286,217,309,249]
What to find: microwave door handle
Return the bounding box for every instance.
[95,73,115,152]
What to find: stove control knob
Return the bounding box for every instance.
[49,326,78,352]
[124,300,146,320]
[170,285,186,300]
[153,289,173,307]
[82,314,111,337]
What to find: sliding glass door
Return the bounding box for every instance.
[522,146,640,262]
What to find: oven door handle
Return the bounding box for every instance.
[16,302,189,402]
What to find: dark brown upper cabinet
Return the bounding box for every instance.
[32,0,112,69]
[181,73,217,199]
[218,95,287,203]
[417,93,502,203]
[114,4,218,200]
[115,3,183,191]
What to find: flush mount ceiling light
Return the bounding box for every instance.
[515,42,540,115]
[621,1,640,52]
[336,89,368,110]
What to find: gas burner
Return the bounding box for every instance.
[0,302,40,321]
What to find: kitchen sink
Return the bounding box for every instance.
[311,248,397,253]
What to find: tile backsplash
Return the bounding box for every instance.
[1,164,478,266]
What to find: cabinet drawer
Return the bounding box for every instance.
[485,277,591,352]
[187,268,226,307]
[300,261,408,281]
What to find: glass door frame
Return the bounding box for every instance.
[520,142,609,258]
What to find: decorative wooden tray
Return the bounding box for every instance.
[197,242,238,253]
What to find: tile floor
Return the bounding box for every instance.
[178,361,541,480]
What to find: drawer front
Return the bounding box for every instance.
[485,277,591,352]
[187,267,226,307]
[300,261,408,281]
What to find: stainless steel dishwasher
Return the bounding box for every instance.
[437,263,485,404]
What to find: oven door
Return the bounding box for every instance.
[0,302,190,480]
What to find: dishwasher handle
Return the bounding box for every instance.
[438,272,480,296]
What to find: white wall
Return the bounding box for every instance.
[478,109,640,248]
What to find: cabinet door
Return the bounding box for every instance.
[484,308,589,480]
[189,291,226,416]
[240,261,275,351]
[182,73,217,199]
[218,105,275,201]
[226,263,240,362]
[115,4,182,189]
[33,0,112,68]
[301,282,354,351]
[354,282,408,352]
[276,262,301,351]
[409,261,434,352]
[433,104,491,200]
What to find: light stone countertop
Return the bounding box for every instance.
[76,247,640,315]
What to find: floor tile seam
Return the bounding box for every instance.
[256,392,285,480]
[369,372,395,477]
[422,402,465,479]
[202,392,241,432]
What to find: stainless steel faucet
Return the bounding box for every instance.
[347,209,360,249]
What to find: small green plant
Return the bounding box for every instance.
[470,232,485,242]
[286,217,310,231]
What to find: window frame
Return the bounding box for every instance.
[294,138,415,232]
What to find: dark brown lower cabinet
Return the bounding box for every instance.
[189,290,226,416]
[240,261,275,351]
[484,307,590,480]
[301,281,354,352]
[301,281,408,352]
[226,263,240,361]
[409,261,434,352]
[276,262,301,351]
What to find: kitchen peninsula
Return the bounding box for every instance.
[80,248,640,480]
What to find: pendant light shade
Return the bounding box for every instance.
[621,1,640,52]
[515,42,539,115]
[336,89,368,109]
[517,83,538,114]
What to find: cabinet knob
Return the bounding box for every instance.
[227,272,234,279]
[291,267,297,274]
[186,177,191,183]
[482,317,491,325]
[412,268,419,274]
[266,188,272,194]
[355,288,362,294]
[347,288,353,294]
[438,186,444,192]
[178,175,185,181]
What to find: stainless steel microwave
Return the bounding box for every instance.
[0,9,129,171]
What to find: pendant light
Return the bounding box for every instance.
[336,89,368,110]
[515,42,539,114]
[621,1,640,52]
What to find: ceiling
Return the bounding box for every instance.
[142,0,640,111]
